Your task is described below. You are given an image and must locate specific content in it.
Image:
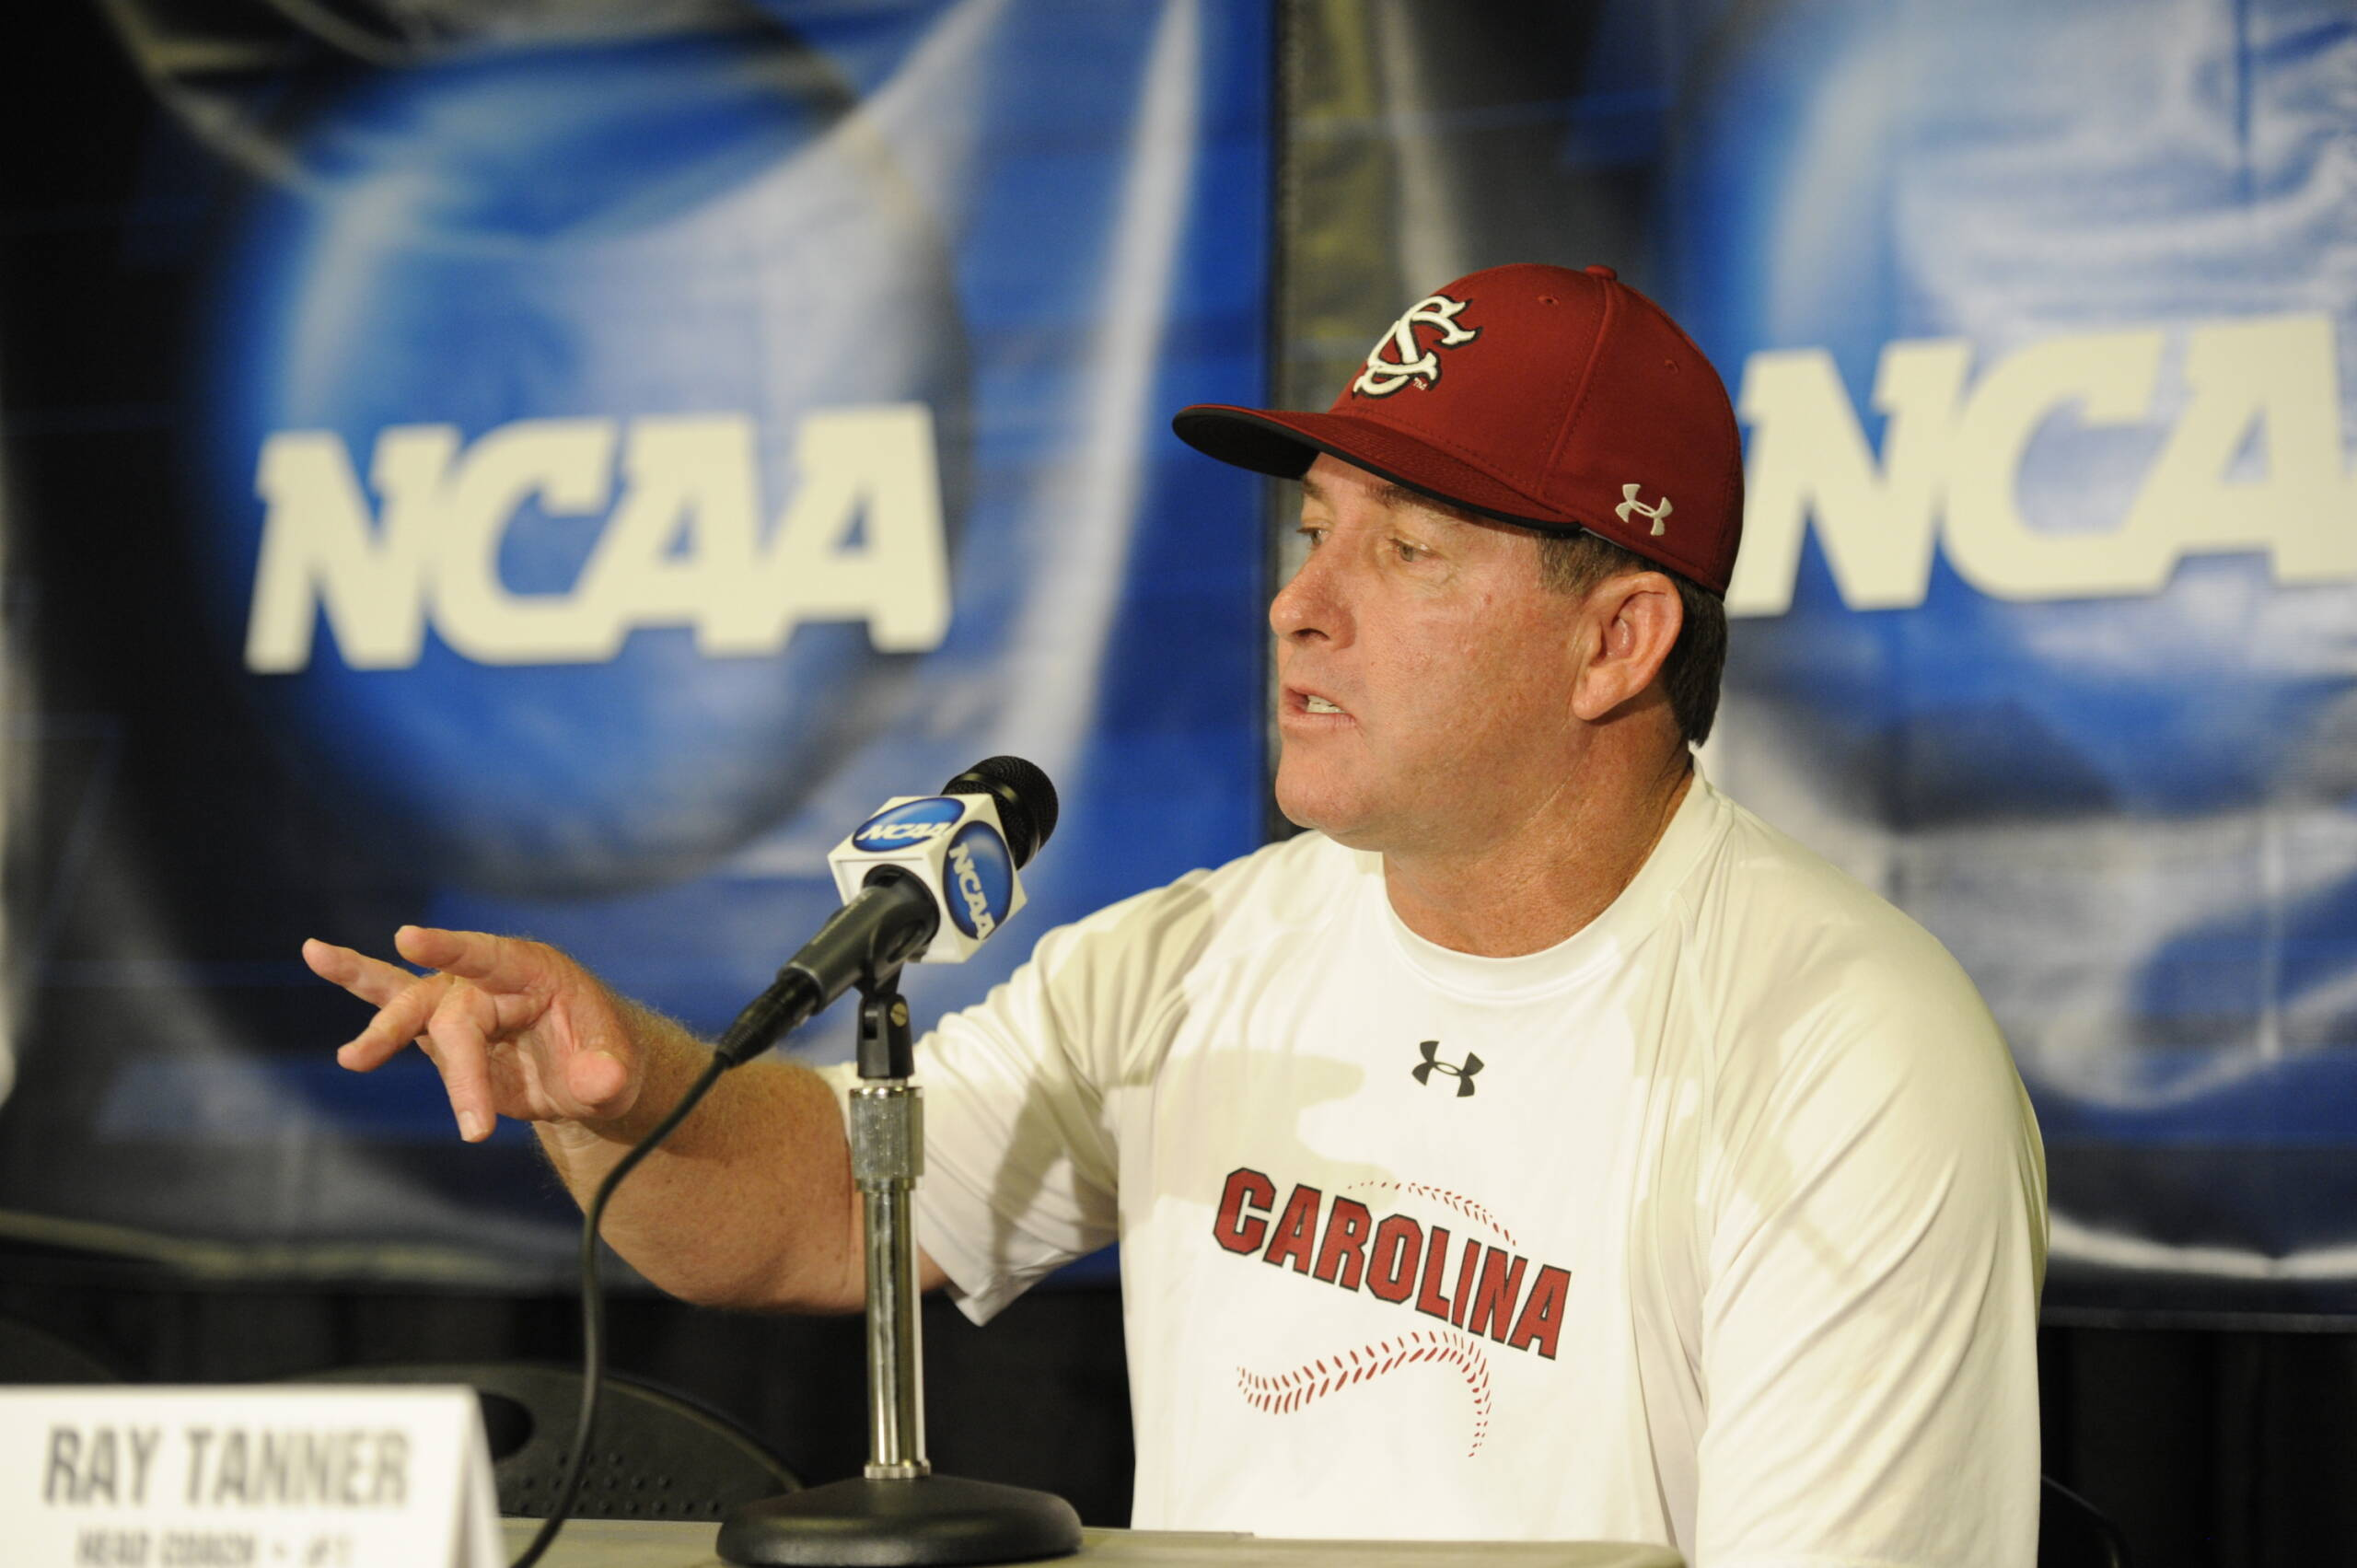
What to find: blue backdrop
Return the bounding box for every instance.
[1676,0,2357,1314]
[6,0,2354,1317]
[0,0,1271,1283]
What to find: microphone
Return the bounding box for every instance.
[714,757,1059,1067]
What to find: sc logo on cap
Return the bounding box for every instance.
[852,796,965,851]
[1352,293,1480,398]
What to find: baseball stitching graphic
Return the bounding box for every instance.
[1237,1329,1495,1458]
[1348,1179,1520,1249]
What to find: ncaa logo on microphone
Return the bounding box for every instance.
[852,796,966,852]
[945,821,1015,940]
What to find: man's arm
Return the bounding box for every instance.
[305,925,946,1312]
[1692,932,2048,1567]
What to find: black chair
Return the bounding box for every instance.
[301,1361,799,1520]
[2040,1474,2131,1568]
[0,1316,123,1384]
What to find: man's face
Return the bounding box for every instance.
[1271,454,1591,855]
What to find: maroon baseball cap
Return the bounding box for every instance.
[1172,262,1744,594]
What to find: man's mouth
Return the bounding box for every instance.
[1283,684,1350,725]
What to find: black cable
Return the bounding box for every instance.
[508,1050,733,1568]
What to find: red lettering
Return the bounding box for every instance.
[1213,1167,1276,1255]
[1464,1247,1528,1342]
[1449,1235,1481,1328]
[1311,1197,1373,1290]
[1367,1214,1423,1304]
[1261,1184,1323,1274]
[1415,1225,1455,1321]
[1219,1167,1570,1357]
[1507,1265,1572,1360]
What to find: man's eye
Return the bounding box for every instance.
[1392,540,1427,563]
[1296,525,1328,551]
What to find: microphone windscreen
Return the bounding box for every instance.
[942,755,1058,868]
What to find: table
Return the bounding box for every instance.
[501,1518,1685,1567]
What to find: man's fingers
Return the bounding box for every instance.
[396,925,552,995]
[423,985,505,1143]
[310,935,454,1070]
[319,926,606,1136]
[335,970,452,1070]
[304,938,423,1009]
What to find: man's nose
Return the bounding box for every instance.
[1270,549,1345,643]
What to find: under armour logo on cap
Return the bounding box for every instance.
[1353,294,1480,398]
[1616,483,1673,536]
[1411,1039,1482,1098]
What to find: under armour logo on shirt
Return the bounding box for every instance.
[1411,1039,1483,1097]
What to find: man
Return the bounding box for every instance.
[308,263,2047,1563]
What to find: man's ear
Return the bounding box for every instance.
[1571,572,1684,723]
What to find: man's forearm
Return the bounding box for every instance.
[534,1002,864,1313]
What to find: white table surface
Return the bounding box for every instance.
[502,1517,1685,1567]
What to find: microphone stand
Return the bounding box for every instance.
[717,967,1086,1566]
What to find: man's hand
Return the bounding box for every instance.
[307,924,882,1311]
[304,926,641,1143]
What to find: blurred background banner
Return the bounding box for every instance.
[4,0,2353,1321]
[0,0,1271,1285]
[1274,0,2356,1318]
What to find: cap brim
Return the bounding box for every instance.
[1172,404,1589,538]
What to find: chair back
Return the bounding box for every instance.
[2040,1475,2131,1568]
[302,1361,798,1520]
[0,1317,122,1384]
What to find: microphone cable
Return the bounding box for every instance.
[508,1050,731,1568]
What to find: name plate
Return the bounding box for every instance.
[0,1386,502,1568]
